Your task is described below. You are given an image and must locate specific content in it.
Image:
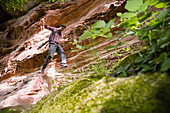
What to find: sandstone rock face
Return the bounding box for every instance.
[0,0,144,108]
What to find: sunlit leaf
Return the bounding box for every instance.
[79,30,92,41]
[92,20,106,28]
[91,34,98,39]
[127,17,139,26]
[125,0,143,12]
[126,47,131,52]
[149,0,159,6]
[117,12,122,16]
[137,0,150,13]
[76,45,83,49]
[91,28,101,34]
[106,33,112,38]
[71,50,78,53]
[106,19,115,28]
[74,39,78,44]
[120,12,136,19]
[155,3,167,8]
[118,31,135,41]
[102,28,110,34]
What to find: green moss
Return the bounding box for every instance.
[0,104,32,113]
[29,78,93,113]
[29,73,170,113]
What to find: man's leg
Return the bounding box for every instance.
[56,44,67,68]
[41,44,57,73]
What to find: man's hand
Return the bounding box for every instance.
[45,17,50,25]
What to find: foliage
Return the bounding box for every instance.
[0,0,28,11]
[114,0,170,76]
[29,73,170,113]
[71,19,115,52]
[49,0,65,2]
[71,0,169,77]
[0,0,65,11]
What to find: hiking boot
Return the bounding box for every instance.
[60,63,68,68]
[41,67,45,73]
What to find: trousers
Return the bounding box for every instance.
[42,44,66,69]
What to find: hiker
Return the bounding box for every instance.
[41,17,67,73]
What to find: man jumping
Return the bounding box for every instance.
[41,17,67,73]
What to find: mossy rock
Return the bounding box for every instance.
[28,73,170,113]
[0,104,32,113]
[110,50,147,77]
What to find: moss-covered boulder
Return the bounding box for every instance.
[28,73,170,113]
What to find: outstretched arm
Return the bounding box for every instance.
[44,17,49,26]
[44,17,56,32]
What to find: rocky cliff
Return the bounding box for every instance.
[0,0,145,109]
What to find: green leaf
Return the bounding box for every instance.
[76,45,83,49]
[106,33,112,38]
[122,70,127,77]
[161,29,170,41]
[102,28,110,34]
[124,63,131,70]
[155,3,167,8]
[137,0,150,13]
[118,31,135,41]
[91,34,98,39]
[117,12,122,16]
[119,21,129,27]
[135,56,144,63]
[161,58,170,71]
[127,17,139,26]
[53,86,57,88]
[74,39,78,44]
[106,19,115,28]
[55,77,58,81]
[153,52,167,63]
[125,0,143,12]
[104,45,116,50]
[120,12,136,19]
[115,31,124,34]
[126,46,131,52]
[116,66,124,73]
[139,12,152,22]
[92,20,106,28]
[157,9,169,20]
[142,65,150,72]
[91,28,101,34]
[71,50,78,53]
[79,30,92,41]
[149,0,159,6]
[160,42,170,48]
[52,80,54,84]
[116,42,124,48]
